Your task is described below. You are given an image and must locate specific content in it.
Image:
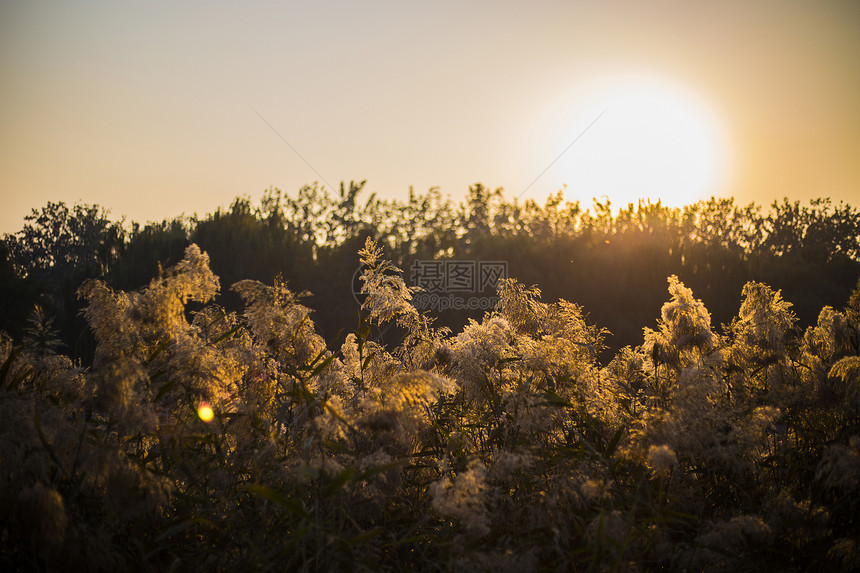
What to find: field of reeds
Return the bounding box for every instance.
[1,236,858,571]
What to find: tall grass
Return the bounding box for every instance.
[1,240,858,571]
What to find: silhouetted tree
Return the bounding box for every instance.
[109,218,191,290]
[2,190,858,364]
[3,201,125,360]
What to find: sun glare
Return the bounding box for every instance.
[198,401,214,422]
[545,75,732,209]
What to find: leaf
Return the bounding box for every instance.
[349,527,385,545]
[33,411,64,473]
[144,339,169,366]
[356,461,402,481]
[361,352,376,371]
[7,367,33,392]
[321,439,354,455]
[246,484,309,518]
[284,526,312,550]
[294,314,310,335]
[294,464,322,479]
[323,466,356,497]
[642,510,698,525]
[555,445,587,459]
[298,348,326,372]
[541,390,573,408]
[604,426,625,458]
[154,379,178,402]
[570,340,598,358]
[210,324,242,346]
[155,517,215,541]
[1,346,24,389]
[308,353,337,380]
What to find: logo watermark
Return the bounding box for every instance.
[412,292,498,311]
[352,259,508,312]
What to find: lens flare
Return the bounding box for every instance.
[197,401,214,422]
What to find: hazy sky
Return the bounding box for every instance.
[2,0,859,234]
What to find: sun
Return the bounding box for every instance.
[544,75,732,209]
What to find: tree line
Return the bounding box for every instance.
[2,181,859,361]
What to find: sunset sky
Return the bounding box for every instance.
[2,0,859,234]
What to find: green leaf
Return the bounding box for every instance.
[604,426,625,458]
[663,510,698,522]
[246,484,309,518]
[308,352,337,380]
[1,346,24,389]
[356,460,402,481]
[300,347,327,372]
[642,510,698,525]
[144,339,169,366]
[322,401,351,428]
[211,324,241,345]
[294,464,322,479]
[33,411,63,473]
[155,517,215,541]
[323,466,356,497]
[154,379,178,402]
[321,439,354,455]
[541,390,573,408]
[349,527,385,545]
[554,445,587,459]
[284,526,312,549]
[7,367,33,392]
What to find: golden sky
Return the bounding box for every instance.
[2,0,859,234]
